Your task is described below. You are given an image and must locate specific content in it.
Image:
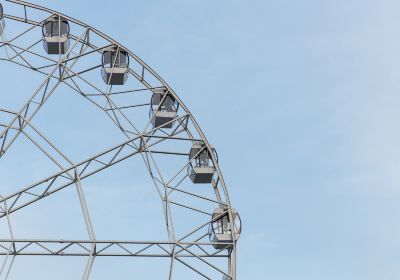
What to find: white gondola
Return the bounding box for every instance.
[209,207,241,250]
[0,4,4,35]
[150,88,178,128]
[188,143,216,184]
[42,16,70,54]
[101,46,129,85]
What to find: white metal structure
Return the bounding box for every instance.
[0,1,241,279]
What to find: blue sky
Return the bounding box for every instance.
[1,0,400,279]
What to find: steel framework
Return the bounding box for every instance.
[0,1,240,279]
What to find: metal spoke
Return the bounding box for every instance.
[0,239,230,258]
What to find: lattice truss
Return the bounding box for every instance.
[0,1,241,279]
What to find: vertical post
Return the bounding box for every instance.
[231,245,237,280]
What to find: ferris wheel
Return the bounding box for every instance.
[0,1,241,279]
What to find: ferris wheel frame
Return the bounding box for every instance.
[0,1,241,279]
